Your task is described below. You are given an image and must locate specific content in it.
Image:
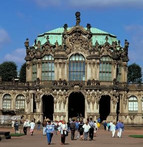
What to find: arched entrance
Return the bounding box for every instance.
[68,92,85,119]
[99,95,110,122]
[42,95,54,120]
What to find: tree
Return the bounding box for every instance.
[19,63,26,82]
[0,61,17,81]
[128,63,142,83]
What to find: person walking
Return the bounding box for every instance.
[94,121,98,137]
[42,119,47,136]
[78,120,84,140]
[103,121,107,130]
[23,119,29,135]
[70,119,76,140]
[14,120,19,134]
[30,120,35,136]
[82,121,91,140]
[58,120,68,145]
[45,120,55,145]
[116,120,124,138]
[110,122,116,137]
[88,118,95,140]
[37,120,41,130]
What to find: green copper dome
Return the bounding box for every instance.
[36,27,117,46]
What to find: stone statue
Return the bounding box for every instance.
[24,38,29,49]
[75,11,81,26]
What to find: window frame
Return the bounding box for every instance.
[128,96,138,112]
[2,94,11,110]
[69,54,85,81]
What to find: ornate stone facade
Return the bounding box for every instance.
[0,12,143,125]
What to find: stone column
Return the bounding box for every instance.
[65,61,68,80]
[96,61,100,80]
[95,61,98,80]
[11,94,14,110]
[92,60,96,80]
[58,62,62,79]
[138,95,142,114]
[122,62,127,82]
[61,62,65,80]
[26,61,32,82]
[85,62,87,81]
[112,61,116,80]
[37,59,41,80]
[86,61,91,80]
[35,94,41,113]
[56,62,60,80]
[54,61,57,80]
[107,97,117,122]
[30,95,33,113]
[0,93,3,109]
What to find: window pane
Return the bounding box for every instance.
[42,55,55,80]
[69,54,85,81]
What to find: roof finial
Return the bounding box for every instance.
[75,11,81,26]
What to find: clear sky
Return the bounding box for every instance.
[0,0,143,71]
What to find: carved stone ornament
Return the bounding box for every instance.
[67,32,89,50]
[26,97,30,103]
[129,114,136,120]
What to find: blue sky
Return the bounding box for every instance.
[0,0,143,71]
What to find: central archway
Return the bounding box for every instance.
[42,95,54,121]
[68,92,85,119]
[99,95,110,122]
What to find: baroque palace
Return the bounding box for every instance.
[0,12,143,125]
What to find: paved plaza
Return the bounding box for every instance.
[0,127,143,147]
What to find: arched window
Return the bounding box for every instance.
[128,96,138,112]
[32,59,37,81]
[15,95,25,110]
[42,55,54,80]
[3,94,11,109]
[69,54,85,81]
[99,56,112,81]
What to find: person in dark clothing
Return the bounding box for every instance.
[14,120,19,134]
[89,118,95,140]
[103,121,107,130]
[70,119,76,140]
[78,120,84,140]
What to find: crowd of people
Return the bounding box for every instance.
[11,118,124,145]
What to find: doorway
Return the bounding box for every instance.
[99,95,110,122]
[42,95,54,120]
[68,92,85,119]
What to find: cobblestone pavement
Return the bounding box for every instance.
[0,127,143,147]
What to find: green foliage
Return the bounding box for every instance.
[0,61,17,81]
[19,63,26,82]
[129,135,143,138]
[10,133,25,137]
[128,63,142,83]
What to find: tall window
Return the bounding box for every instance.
[42,55,54,80]
[128,96,138,112]
[32,61,37,81]
[99,56,112,81]
[3,94,11,109]
[15,95,25,110]
[69,54,85,81]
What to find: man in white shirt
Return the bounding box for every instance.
[82,121,91,140]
